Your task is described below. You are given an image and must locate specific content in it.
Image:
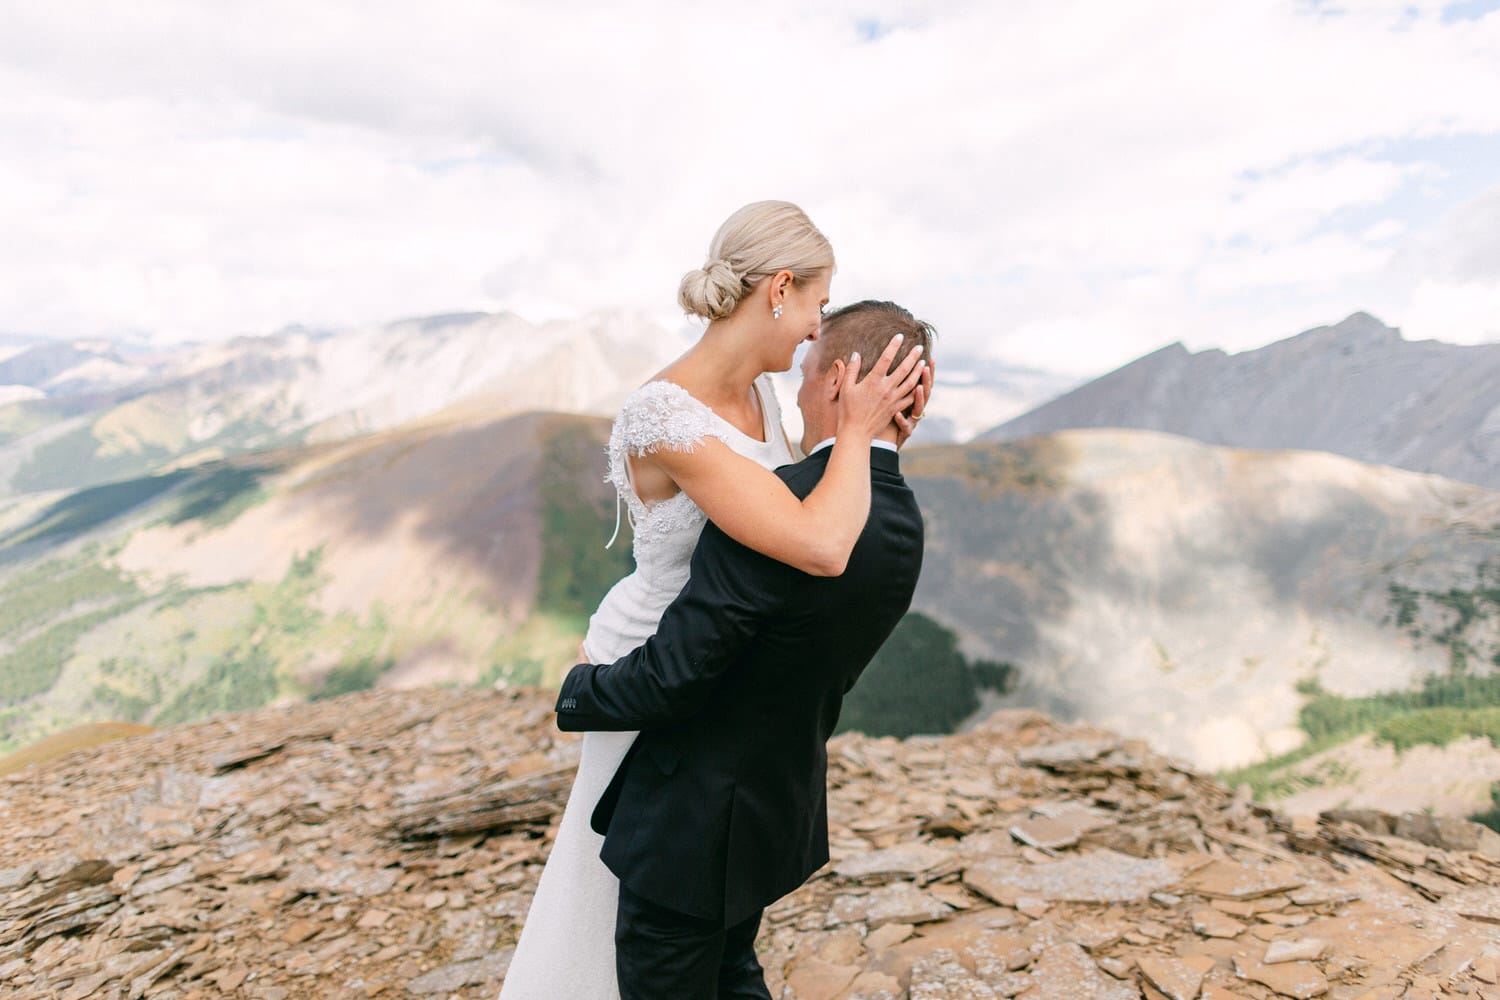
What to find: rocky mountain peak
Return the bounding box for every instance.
[2,687,1497,998]
[983,311,1500,491]
[1287,312,1403,352]
[1136,341,1196,365]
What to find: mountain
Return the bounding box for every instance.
[922,352,1081,443]
[906,429,1500,771]
[0,312,1074,503]
[0,339,158,395]
[981,312,1500,490]
[0,311,1073,505]
[0,310,691,498]
[0,408,631,756]
[7,399,1500,796]
[2,686,1497,998]
[0,337,163,437]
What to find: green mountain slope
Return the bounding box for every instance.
[0,411,628,753]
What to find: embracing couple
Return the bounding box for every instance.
[499,201,935,999]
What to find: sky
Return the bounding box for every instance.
[3,0,1500,377]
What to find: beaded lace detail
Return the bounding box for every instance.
[607,381,717,542]
[603,375,789,561]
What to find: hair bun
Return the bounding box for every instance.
[677,258,744,320]
[676,201,834,321]
[703,258,738,288]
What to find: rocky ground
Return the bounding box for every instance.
[2,686,1498,999]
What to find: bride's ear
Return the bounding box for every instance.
[768,270,795,310]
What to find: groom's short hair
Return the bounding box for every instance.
[816,300,936,389]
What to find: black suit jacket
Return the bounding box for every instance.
[553,445,923,926]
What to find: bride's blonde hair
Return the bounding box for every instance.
[678,201,835,321]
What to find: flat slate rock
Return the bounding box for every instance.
[1137,954,1215,1000]
[1015,739,1119,768]
[1233,955,1329,998]
[833,843,954,881]
[1023,942,1136,1000]
[1181,857,1306,899]
[407,949,513,994]
[829,884,955,928]
[1443,884,1500,925]
[964,849,1179,904]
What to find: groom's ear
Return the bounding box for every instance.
[827,358,846,399]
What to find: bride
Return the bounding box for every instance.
[498,201,928,999]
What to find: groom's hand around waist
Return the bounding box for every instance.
[553,522,789,732]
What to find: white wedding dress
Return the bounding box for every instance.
[499,374,797,999]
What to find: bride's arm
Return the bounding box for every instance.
[645,336,924,577]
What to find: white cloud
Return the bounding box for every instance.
[1,0,1499,376]
[1421,181,1500,281]
[1362,219,1407,242]
[1404,277,1500,343]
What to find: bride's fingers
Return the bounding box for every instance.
[857,334,906,387]
[908,382,928,419]
[893,411,916,447]
[890,355,925,403]
[839,351,864,395]
[839,337,927,425]
[881,342,924,392]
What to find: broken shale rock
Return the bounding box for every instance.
[3,693,1500,998]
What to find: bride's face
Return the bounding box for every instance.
[769,270,831,371]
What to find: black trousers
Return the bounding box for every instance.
[614,883,772,1000]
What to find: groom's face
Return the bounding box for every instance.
[796,340,841,454]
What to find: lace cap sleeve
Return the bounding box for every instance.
[610,380,719,460]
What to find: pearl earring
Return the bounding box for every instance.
[772,304,783,319]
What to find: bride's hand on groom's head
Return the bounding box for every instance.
[836,334,927,440]
[893,361,933,449]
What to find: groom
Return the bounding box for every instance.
[553,300,933,999]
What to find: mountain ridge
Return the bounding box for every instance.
[0,311,693,499]
[0,309,1077,501]
[983,312,1500,491]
